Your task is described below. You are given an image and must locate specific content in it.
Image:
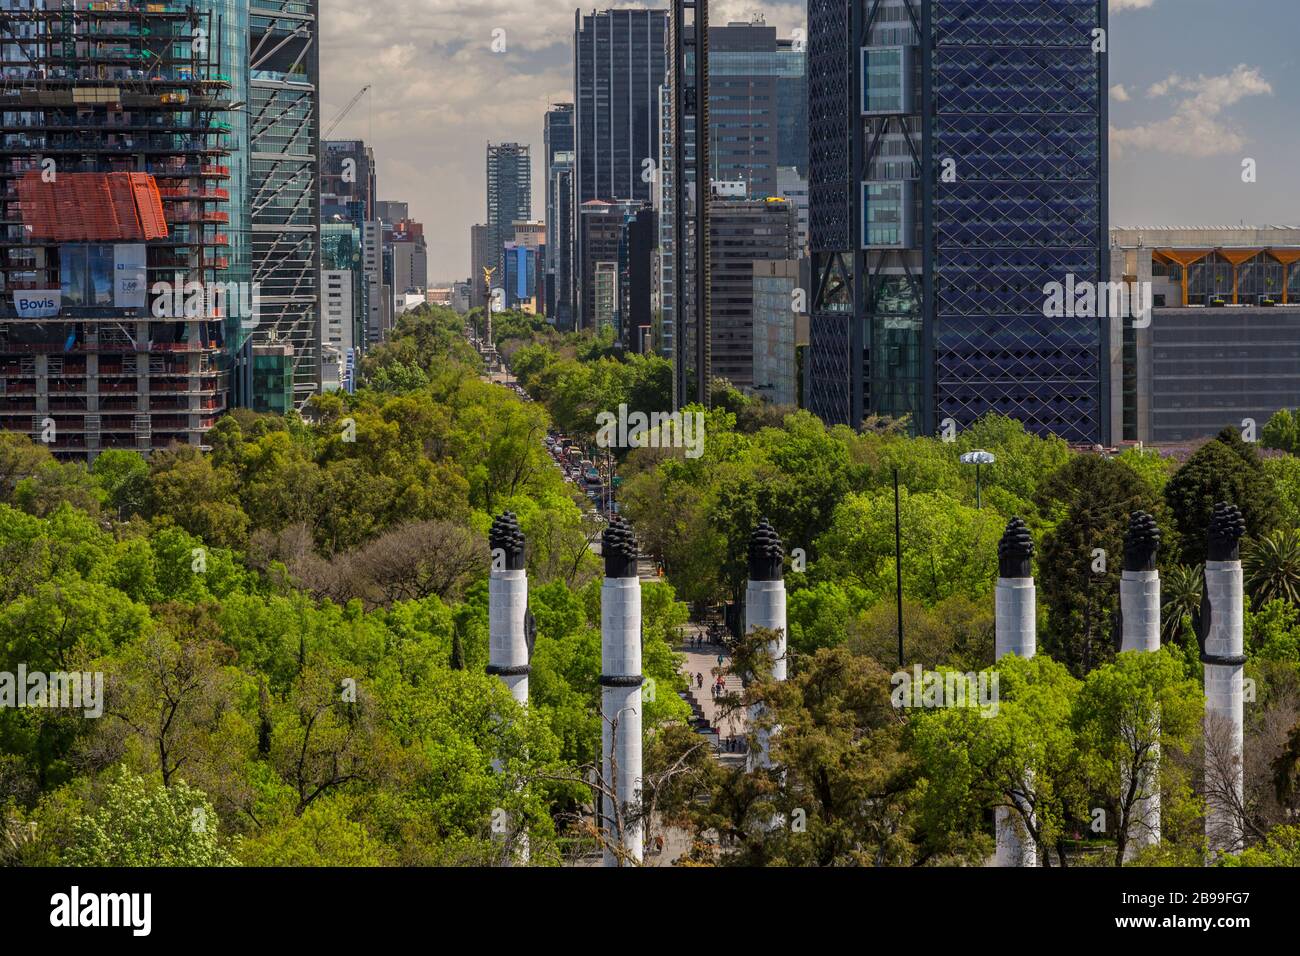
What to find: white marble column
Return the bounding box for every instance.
[600,517,643,866]
[1201,503,1246,857]
[995,516,1037,867]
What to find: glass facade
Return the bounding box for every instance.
[931,0,1105,444]
[862,47,910,114]
[248,0,320,409]
[1147,310,1300,443]
[808,0,1107,443]
[863,182,913,248]
[1163,253,1300,305]
[574,9,667,330]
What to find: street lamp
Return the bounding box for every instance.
[960,450,996,509]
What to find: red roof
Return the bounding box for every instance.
[17,171,169,242]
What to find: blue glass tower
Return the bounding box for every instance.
[807,0,1108,444]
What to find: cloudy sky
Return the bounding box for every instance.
[319,0,1300,284]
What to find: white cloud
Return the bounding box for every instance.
[1111,64,1273,158]
[1109,84,1131,102]
[1110,0,1159,10]
[319,0,809,281]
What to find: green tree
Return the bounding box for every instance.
[1036,455,1165,676]
[1243,529,1300,609]
[66,770,236,866]
[1164,428,1281,564]
[910,655,1083,866]
[1072,648,1203,865]
[1261,408,1300,455]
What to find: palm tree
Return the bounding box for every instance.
[1244,529,1300,608]
[1161,563,1203,643]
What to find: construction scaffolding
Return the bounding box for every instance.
[0,0,239,459]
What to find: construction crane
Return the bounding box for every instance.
[323,84,371,138]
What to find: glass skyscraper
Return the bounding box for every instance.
[485,143,532,298]
[807,0,1108,444]
[247,0,320,410]
[573,8,668,329]
[543,104,575,324]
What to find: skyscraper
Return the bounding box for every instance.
[807,0,1108,443]
[708,18,806,199]
[573,8,668,328]
[321,140,378,222]
[708,195,798,390]
[0,1,244,459]
[544,104,575,323]
[248,0,321,410]
[661,15,808,404]
[486,143,532,304]
[549,152,576,326]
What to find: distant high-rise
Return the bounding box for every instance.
[662,15,808,404]
[549,152,576,325]
[544,104,575,324]
[321,140,378,222]
[470,224,494,312]
[708,18,807,199]
[486,143,532,302]
[806,0,1108,442]
[248,0,321,409]
[573,8,668,328]
[708,196,798,390]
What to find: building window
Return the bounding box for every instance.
[862,46,913,115]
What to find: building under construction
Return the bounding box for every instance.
[0,0,243,460]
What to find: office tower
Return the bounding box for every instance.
[544,104,575,322]
[573,8,668,328]
[470,223,494,312]
[512,220,546,251]
[708,196,797,390]
[594,262,620,330]
[807,0,1108,442]
[653,85,676,361]
[375,200,408,224]
[659,18,807,373]
[503,221,545,314]
[321,140,378,221]
[249,0,321,409]
[320,220,365,392]
[363,220,391,345]
[388,215,428,309]
[581,200,641,331]
[1109,227,1300,445]
[548,152,576,325]
[752,259,811,407]
[708,17,806,199]
[0,1,244,460]
[620,208,657,352]
[486,142,532,306]
[667,0,709,405]
[777,166,809,254]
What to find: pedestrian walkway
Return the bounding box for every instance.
[677,624,748,760]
